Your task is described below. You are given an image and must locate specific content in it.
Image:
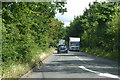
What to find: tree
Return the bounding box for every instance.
[2,2,67,63]
[65,1,119,59]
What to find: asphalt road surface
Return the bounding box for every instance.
[28,51,119,79]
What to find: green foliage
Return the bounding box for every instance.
[66,1,119,61]
[2,2,66,78]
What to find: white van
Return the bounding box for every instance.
[69,37,80,51]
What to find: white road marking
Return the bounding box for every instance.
[79,66,119,79]
[79,66,98,74]
[98,73,119,79]
[75,56,86,63]
[75,55,119,79]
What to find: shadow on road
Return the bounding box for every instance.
[32,51,118,77]
[55,54,86,56]
[33,59,118,76]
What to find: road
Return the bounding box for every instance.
[27,51,119,79]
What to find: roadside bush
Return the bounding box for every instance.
[66,1,119,61]
[2,2,66,78]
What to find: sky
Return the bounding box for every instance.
[55,0,106,27]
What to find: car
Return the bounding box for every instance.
[57,45,68,53]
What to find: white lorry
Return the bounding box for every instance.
[69,37,80,51]
[59,39,65,45]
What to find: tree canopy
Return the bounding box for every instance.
[65,1,119,61]
[2,2,67,63]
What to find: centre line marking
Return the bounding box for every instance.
[75,56,86,63]
[78,66,119,79]
[75,55,119,79]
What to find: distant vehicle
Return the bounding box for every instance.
[69,37,80,51]
[57,45,68,53]
[59,39,65,45]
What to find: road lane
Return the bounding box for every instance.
[27,51,119,79]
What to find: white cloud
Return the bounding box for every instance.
[64,22,70,27]
[55,0,106,27]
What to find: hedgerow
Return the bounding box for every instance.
[2,2,67,78]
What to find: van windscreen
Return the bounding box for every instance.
[70,42,79,46]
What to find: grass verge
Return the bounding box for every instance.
[2,47,55,78]
[80,47,119,62]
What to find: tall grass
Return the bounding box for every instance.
[80,47,119,61]
[2,48,54,78]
